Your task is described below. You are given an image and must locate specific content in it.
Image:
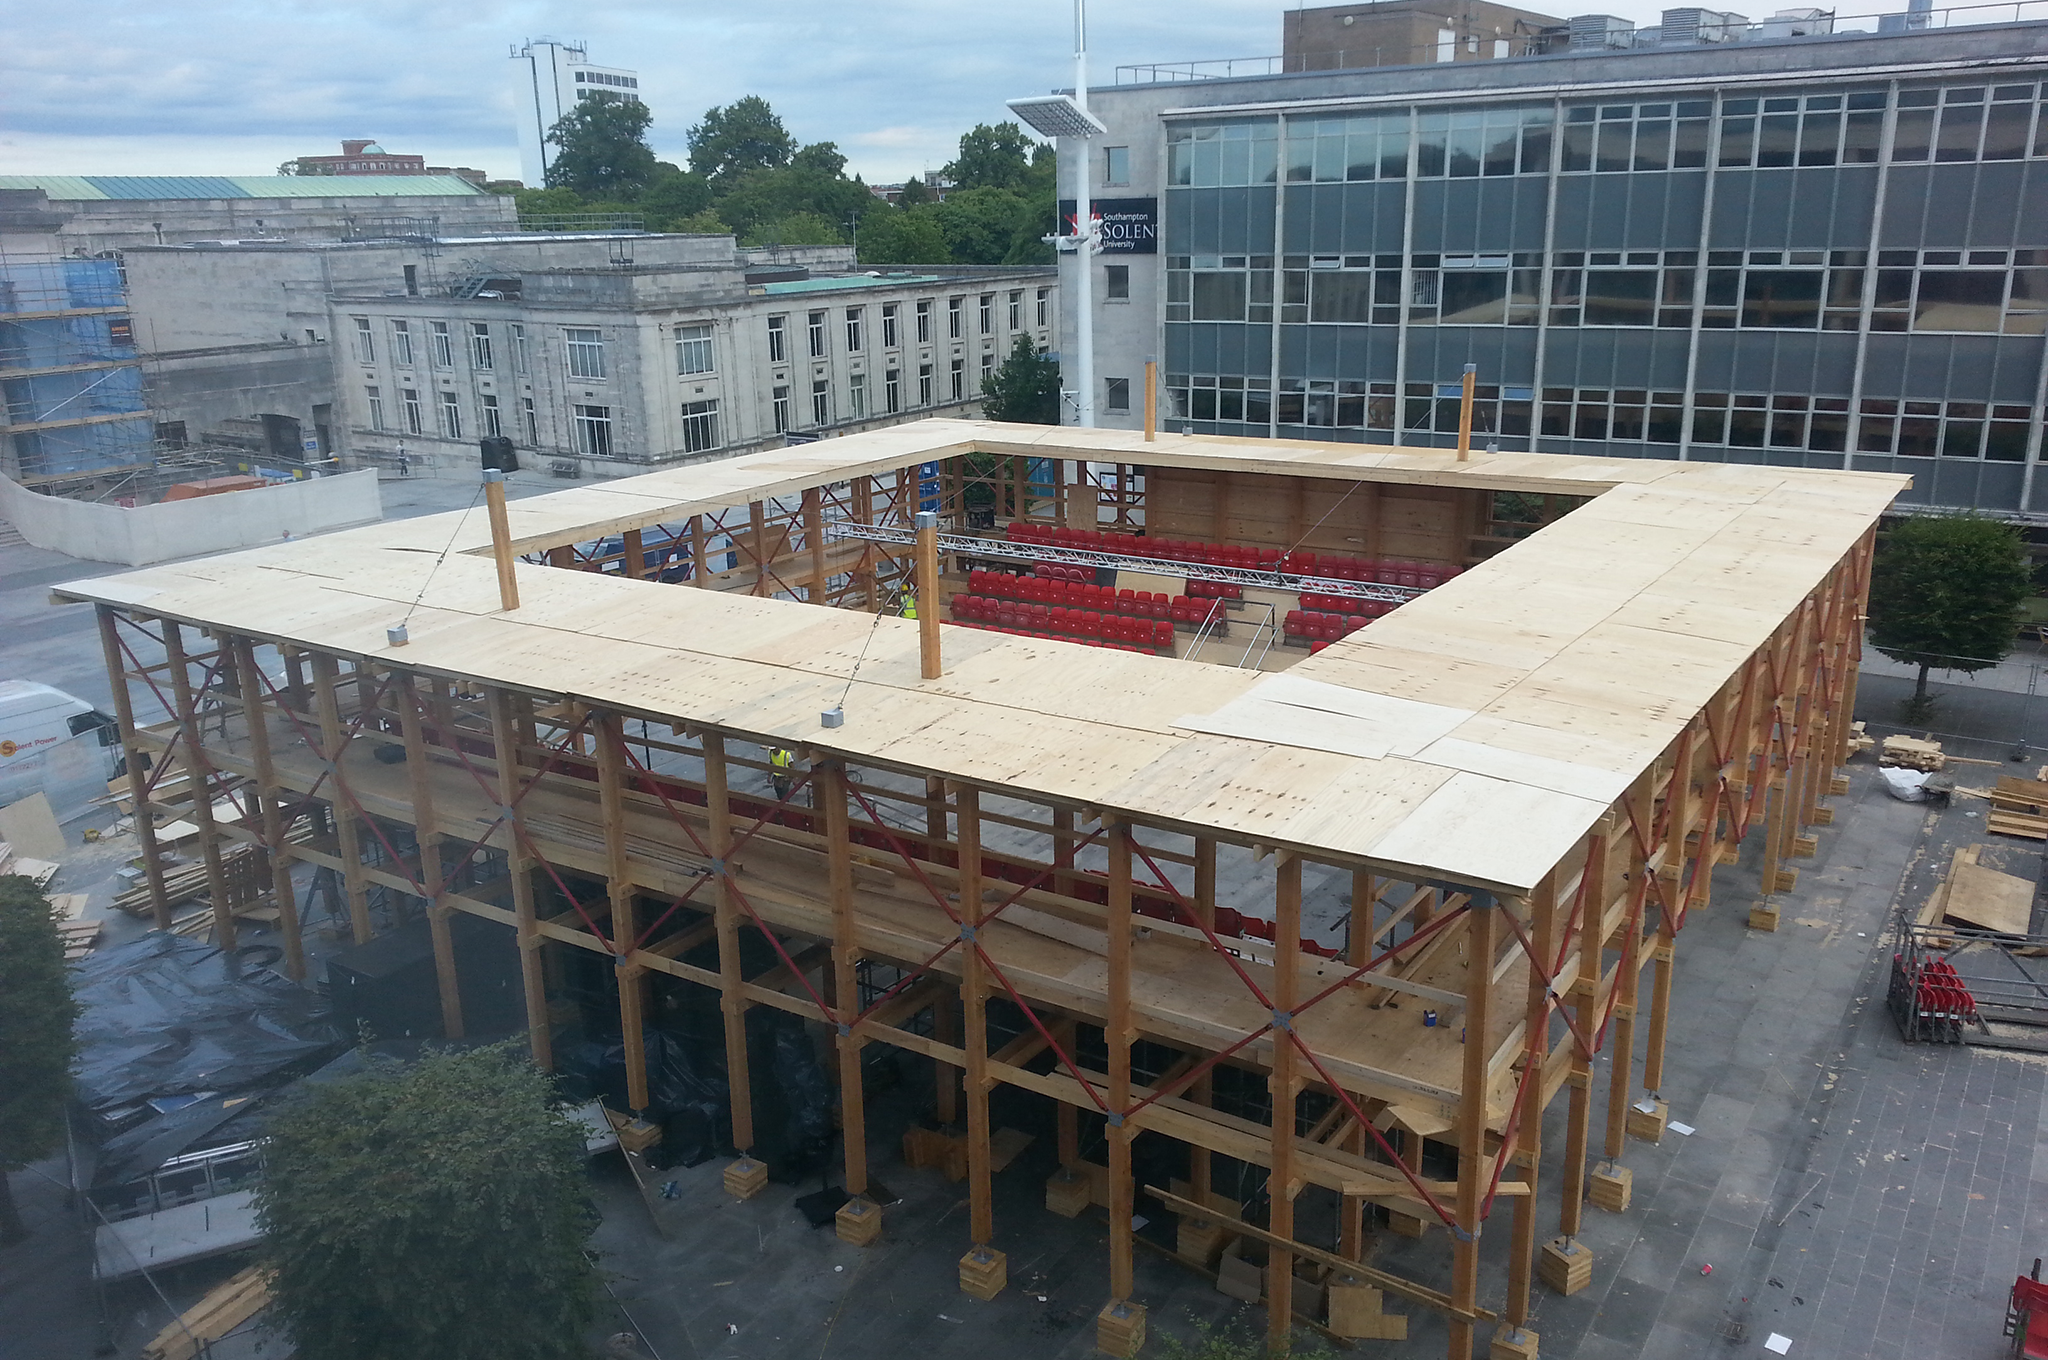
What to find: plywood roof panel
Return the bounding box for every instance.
[54,420,1903,894]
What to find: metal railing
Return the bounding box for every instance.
[1116,1,2048,83]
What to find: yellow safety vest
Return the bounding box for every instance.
[900,588,917,620]
[770,749,794,772]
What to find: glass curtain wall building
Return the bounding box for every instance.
[1072,22,2048,515]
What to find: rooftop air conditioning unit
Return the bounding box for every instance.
[1567,14,1637,49]
[1660,7,1749,42]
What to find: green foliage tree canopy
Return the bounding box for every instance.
[255,1046,598,1360]
[895,174,933,207]
[944,122,1043,192]
[857,207,950,266]
[544,93,659,199]
[0,876,79,1243]
[980,334,1062,425]
[1867,512,2032,703]
[688,96,797,182]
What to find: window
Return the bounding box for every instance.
[808,310,827,357]
[352,316,375,364]
[1166,374,1278,426]
[768,314,788,363]
[980,352,994,390]
[1104,145,1131,185]
[680,399,721,452]
[948,297,963,339]
[1007,291,1022,330]
[440,391,462,437]
[510,323,530,374]
[978,294,994,335]
[918,363,934,406]
[882,303,899,348]
[481,392,502,437]
[949,358,964,401]
[403,264,419,296]
[522,397,538,445]
[1036,288,1050,327]
[885,367,900,413]
[573,404,613,457]
[365,385,384,429]
[391,320,414,366]
[1106,377,1131,413]
[469,322,493,370]
[772,384,791,433]
[1284,111,1417,183]
[676,323,715,375]
[565,328,606,380]
[845,307,865,352]
[401,387,422,434]
[1168,121,1281,188]
[430,320,454,368]
[1106,265,1130,302]
[916,299,933,343]
[811,378,831,425]
[1856,397,2030,459]
[849,371,867,418]
[1166,258,1277,324]
[1714,91,1887,168]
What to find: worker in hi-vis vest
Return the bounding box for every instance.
[899,582,917,620]
[770,747,795,801]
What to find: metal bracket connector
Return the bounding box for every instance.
[1106,1111,1125,1128]
[1270,1009,1294,1032]
[958,924,977,943]
[837,1022,852,1037]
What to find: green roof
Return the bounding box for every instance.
[0,174,489,201]
[760,273,944,294]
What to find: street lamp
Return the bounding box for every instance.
[1008,0,1106,428]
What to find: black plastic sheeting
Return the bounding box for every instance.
[554,1008,834,1176]
[70,934,341,1115]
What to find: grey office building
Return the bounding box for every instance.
[1067,21,2048,516]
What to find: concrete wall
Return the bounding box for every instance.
[145,343,337,452]
[0,469,382,566]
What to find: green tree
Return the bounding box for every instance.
[944,122,1043,191]
[545,93,659,198]
[255,1045,598,1360]
[791,141,848,177]
[714,164,875,240]
[930,186,1039,265]
[980,334,1062,425]
[1867,512,2032,719]
[688,96,797,184]
[857,207,950,266]
[0,876,79,1243]
[895,174,934,207]
[637,168,714,230]
[742,212,847,248]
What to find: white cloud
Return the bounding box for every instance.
[2,0,1695,185]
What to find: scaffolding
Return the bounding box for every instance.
[0,252,155,485]
[64,419,1900,1360]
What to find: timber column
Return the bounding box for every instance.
[1095,823,1145,1358]
[820,761,880,1245]
[706,733,764,1199]
[956,787,1007,1301]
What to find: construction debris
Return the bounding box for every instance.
[1879,734,1946,772]
[1985,775,2048,841]
[140,1264,271,1360]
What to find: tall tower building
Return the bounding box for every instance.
[509,39,643,188]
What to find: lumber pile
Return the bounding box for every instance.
[140,1264,272,1360]
[1845,721,1875,757]
[1986,775,2048,841]
[1879,735,1946,772]
[0,842,60,888]
[55,893,101,961]
[1920,845,2036,937]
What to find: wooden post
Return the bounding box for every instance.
[916,511,942,679]
[596,712,648,1112]
[1560,835,1607,1241]
[483,470,520,611]
[308,653,373,945]
[1455,363,1477,461]
[689,514,712,588]
[621,527,645,581]
[1606,783,1652,1160]
[1052,807,1077,898]
[1449,896,1497,1360]
[1106,823,1136,1303]
[487,688,552,1069]
[1191,837,1218,1205]
[702,734,756,1156]
[748,500,769,596]
[934,992,961,1126]
[228,637,305,980]
[1143,358,1157,442]
[161,622,238,952]
[1267,851,1303,1354]
[853,478,877,608]
[1507,873,1557,1332]
[395,671,459,1037]
[98,607,172,930]
[820,762,870,1200]
[803,486,830,604]
[959,788,996,1250]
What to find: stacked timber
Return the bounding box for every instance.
[1985,776,2048,840]
[1879,735,1946,772]
[140,1265,271,1360]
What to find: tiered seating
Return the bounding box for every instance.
[1284,609,1369,646]
[1002,522,1462,590]
[970,568,1173,621]
[1301,591,1399,617]
[948,596,1175,652]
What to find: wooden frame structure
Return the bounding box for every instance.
[61,420,1901,1360]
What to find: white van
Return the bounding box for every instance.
[0,681,125,819]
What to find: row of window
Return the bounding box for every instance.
[769,355,995,432]
[1165,373,2038,460]
[1167,81,2048,187]
[1165,253,2048,333]
[763,290,1052,364]
[351,316,539,374]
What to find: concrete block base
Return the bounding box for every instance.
[722,1157,768,1200]
[959,1246,1006,1301]
[1095,1300,1147,1357]
[1749,902,1781,931]
[1538,1237,1593,1296]
[1627,1097,1670,1144]
[1589,1161,1633,1213]
[835,1196,881,1246]
[1045,1169,1091,1219]
[1491,1325,1541,1360]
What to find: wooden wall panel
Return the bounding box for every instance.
[1147,468,1472,565]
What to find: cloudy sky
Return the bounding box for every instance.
[2,0,1680,185]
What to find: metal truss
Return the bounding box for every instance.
[824,521,1426,606]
